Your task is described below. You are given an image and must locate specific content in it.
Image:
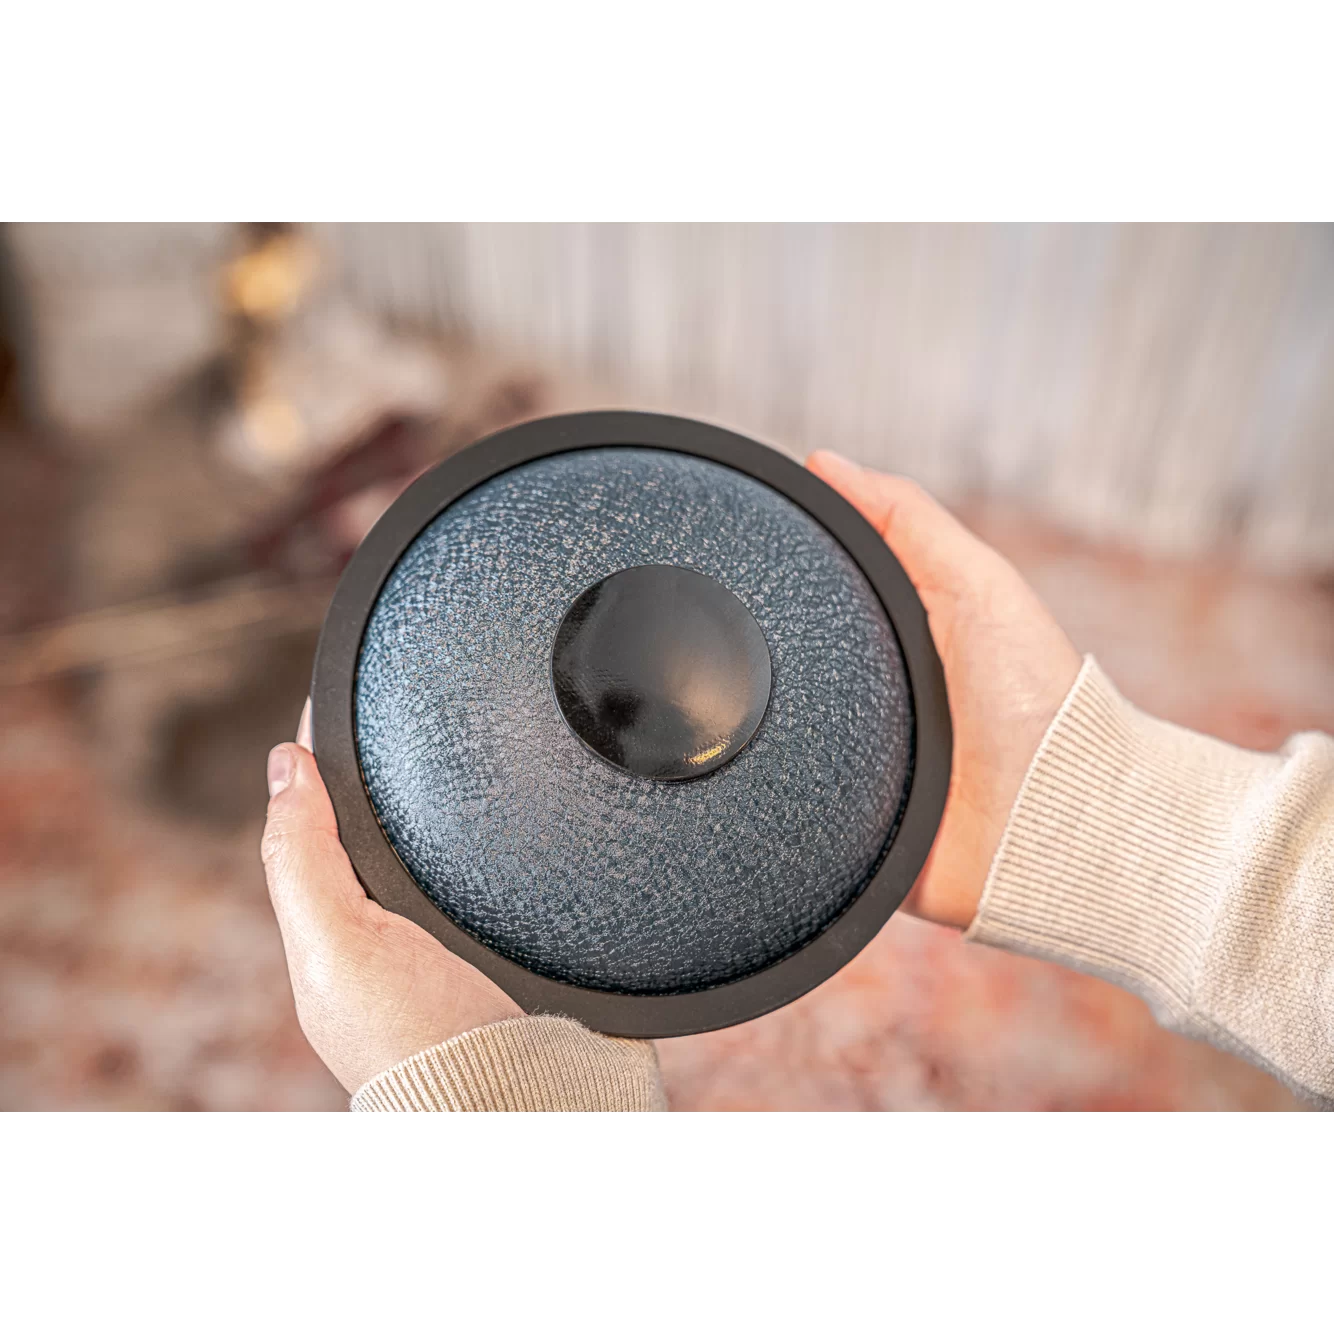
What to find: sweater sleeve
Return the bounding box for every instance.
[349,1014,668,1112]
[967,655,1334,1106]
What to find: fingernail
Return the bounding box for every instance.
[267,746,294,798]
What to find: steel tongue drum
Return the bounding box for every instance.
[312,412,950,1037]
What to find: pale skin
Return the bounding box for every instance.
[262,454,1082,1095]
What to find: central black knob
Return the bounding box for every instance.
[550,564,772,781]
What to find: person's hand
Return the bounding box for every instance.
[807,452,1082,931]
[261,703,523,1094]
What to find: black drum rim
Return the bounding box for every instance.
[311,410,952,1038]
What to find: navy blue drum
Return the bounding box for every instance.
[313,413,950,1036]
[354,447,914,995]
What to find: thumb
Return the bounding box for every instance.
[261,738,368,950]
[806,451,995,599]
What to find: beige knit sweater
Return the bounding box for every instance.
[351,658,1334,1112]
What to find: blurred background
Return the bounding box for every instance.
[0,221,1330,1111]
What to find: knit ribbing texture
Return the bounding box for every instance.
[350,1015,668,1112]
[968,656,1334,1107]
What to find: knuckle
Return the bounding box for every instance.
[259,821,287,870]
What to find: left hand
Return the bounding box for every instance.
[261,703,523,1095]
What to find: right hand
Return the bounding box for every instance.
[807,452,1082,930]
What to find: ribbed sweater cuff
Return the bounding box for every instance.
[349,1015,668,1112]
[965,655,1280,1031]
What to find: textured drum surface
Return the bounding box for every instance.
[355,447,914,994]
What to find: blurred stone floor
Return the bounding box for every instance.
[1,412,1329,1111]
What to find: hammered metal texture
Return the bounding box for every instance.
[355,448,914,995]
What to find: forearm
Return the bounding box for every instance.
[967,656,1334,1106]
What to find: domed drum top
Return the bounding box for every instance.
[312,412,951,1037]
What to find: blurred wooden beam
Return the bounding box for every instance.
[0,576,334,687]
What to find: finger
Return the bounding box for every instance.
[806,451,994,597]
[296,698,312,750]
[261,742,368,948]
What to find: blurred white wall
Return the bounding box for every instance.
[5,222,230,436]
[322,222,1334,574]
[7,223,1331,573]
